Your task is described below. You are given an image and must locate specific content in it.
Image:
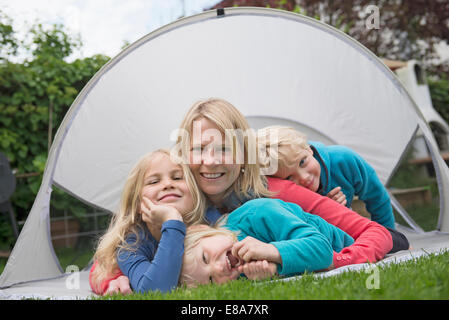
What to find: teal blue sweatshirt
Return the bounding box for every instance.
[223,198,354,277]
[309,141,395,229]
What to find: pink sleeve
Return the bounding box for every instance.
[267,177,392,268]
[89,260,124,295]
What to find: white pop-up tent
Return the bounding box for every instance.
[1,7,449,299]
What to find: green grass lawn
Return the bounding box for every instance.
[98,250,449,300]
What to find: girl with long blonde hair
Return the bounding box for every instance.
[89,149,206,293]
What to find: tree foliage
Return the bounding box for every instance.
[429,76,449,124]
[0,10,109,247]
[0,11,18,60]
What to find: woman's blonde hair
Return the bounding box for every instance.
[177,98,272,200]
[179,223,238,287]
[258,125,309,171]
[90,149,207,289]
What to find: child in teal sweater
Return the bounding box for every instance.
[260,126,396,229]
[180,198,354,286]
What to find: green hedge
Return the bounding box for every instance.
[429,76,449,125]
[0,18,110,248]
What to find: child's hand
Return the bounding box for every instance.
[231,236,281,264]
[140,197,183,228]
[105,275,133,296]
[326,187,347,206]
[239,260,277,280]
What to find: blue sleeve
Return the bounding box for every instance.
[117,220,186,293]
[234,199,334,276]
[340,148,396,229]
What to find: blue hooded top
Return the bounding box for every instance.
[309,141,395,229]
[224,198,354,276]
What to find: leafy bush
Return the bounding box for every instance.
[429,76,449,125]
[0,11,109,248]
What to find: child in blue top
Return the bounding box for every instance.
[180,198,354,286]
[90,149,208,293]
[260,126,396,229]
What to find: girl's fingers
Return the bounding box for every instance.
[253,261,262,273]
[105,283,118,295]
[140,198,150,214]
[327,187,341,198]
[262,260,268,271]
[233,245,249,262]
[117,276,132,295]
[242,262,254,275]
[336,194,345,203]
[239,247,250,262]
[242,261,272,280]
[231,242,242,258]
[142,196,155,210]
[232,240,247,259]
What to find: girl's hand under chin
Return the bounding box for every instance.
[140,197,183,229]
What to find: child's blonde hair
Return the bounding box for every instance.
[177,98,272,200]
[91,149,207,289]
[179,223,238,287]
[258,125,309,171]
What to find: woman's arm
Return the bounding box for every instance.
[117,220,186,293]
[267,177,393,268]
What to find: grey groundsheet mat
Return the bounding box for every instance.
[0,270,94,300]
[1,226,448,300]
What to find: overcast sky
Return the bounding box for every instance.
[0,0,221,60]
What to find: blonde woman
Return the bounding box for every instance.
[174,97,272,212]
[89,149,206,294]
[99,98,393,294]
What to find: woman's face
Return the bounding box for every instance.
[188,117,241,205]
[183,234,242,286]
[141,153,194,216]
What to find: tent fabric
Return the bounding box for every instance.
[1,7,449,294]
[52,9,422,213]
